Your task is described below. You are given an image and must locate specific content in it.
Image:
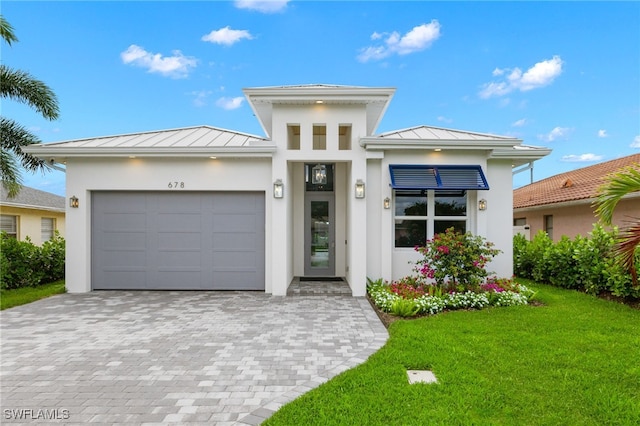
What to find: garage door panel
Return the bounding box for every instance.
[92,191,264,290]
[157,232,201,248]
[102,213,146,231]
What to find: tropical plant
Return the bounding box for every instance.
[414,227,501,291]
[1,15,59,197]
[594,164,640,284]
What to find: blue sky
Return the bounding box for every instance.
[3,1,639,196]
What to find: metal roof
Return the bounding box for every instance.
[243,84,395,138]
[1,185,65,212]
[379,125,518,141]
[23,125,275,158]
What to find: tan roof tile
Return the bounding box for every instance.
[514,154,640,209]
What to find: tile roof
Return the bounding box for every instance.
[1,184,65,212]
[513,153,640,209]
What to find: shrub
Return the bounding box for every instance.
[513,224,640,299]
[0,232,65,290]
[414,227,501,291]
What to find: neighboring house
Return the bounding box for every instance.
[0,184,66,245]
[513,153,640,241]
[24,84,550,295]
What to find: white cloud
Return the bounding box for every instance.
[234,0,289,13]
[202,26,253,46]
[216,96,244,110]
[437,116,453,124]
[479,55,563,99]
[189,90,212,107]
[597,129,608,138]
[357,20,441,63]
[512,118,527,127]
[631,135,640,148]
[538,126,571,142]
[561,153,604,162]
[121,44,197,78]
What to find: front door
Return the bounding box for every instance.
[304,193,335,276]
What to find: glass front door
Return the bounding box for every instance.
[304,193,335,276]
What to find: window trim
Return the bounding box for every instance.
[393,189,469,249]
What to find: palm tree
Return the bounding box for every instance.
[594,164,640,285]
[1,15,59,197]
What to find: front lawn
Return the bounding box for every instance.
[264,282,640,425]
[0,280,65,310]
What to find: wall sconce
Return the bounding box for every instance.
[69,196,79,208]
[383,197,391,209]
[478,199,487,211]
[311,164,327,184]
[273,179,284,199]
[355,179,365,199]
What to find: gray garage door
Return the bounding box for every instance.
[92,191,265,290]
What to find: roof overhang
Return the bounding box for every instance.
[22,145,277,159]
[243,85,396,138]
[360,137,519,151]
[1,202,65,213]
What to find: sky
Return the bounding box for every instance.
[2,0,639,196]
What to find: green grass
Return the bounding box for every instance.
[265,281,640,425]
[0,280,66,310]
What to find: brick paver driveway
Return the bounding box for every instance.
[1,290,388,425]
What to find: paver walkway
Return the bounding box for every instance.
[0,283,388,425]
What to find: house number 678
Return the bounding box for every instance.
[168,181,185,189]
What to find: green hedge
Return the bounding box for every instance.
[514,224,640,298]
[0,232,65,289]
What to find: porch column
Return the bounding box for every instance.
[349,159,367,296]
[271,158,291,296]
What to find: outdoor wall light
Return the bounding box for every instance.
[69,196,79,208]
[355,179,365,199]
[311,164,327,184]
[383,197,391,209]
[478,199,487,211]
[273,179,284,199]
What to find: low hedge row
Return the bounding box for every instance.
[514,224,640,298]
[0,232,65,289]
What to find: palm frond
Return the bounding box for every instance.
[594,164,640,225]
[0,65,60,120]
[0,15,18,46]
[613,218,640,286]
[0,117,50,173]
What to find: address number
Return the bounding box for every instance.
[168,181,185,189]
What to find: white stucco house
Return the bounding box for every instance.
[24,84,550,296]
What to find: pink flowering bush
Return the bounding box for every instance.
[414,227,501,292]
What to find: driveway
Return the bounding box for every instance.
[0,289,388,425]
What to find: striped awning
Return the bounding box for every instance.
[389,164,490,190]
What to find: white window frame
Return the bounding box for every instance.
[1,214,18,239]
[41,217,56,242]
[394,190,469,249]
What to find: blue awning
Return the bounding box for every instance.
[389,164,490,190]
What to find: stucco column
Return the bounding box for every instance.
[349,159,368,296]
[271,158,290,296]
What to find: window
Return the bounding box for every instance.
[41,217,55,241]
[544,215,553,240]
[1,215,17,239]
[514,218,527,226]
[287,124,300,150]
[312,125,326,150]
[338,124,351,150]
[394,190,467,247]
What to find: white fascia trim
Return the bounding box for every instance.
[360,138,518,150]
[22,146,277,158]
[491,147,552,160]
[2,203,65,213]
